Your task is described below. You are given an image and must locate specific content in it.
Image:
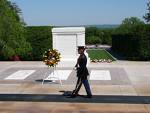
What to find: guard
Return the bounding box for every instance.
[69,46,92,98]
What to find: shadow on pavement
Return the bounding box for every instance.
[0,94,150,104]
[35,79,60,84]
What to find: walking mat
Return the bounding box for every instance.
[0,94,150,104]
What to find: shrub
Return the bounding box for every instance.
[85,27,113,45]
[25,26,52,60]
[112,24,150,60]
[86,36,102,44]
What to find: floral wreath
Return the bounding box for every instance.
[43,49,61,67]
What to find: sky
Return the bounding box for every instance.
[10,0,149,26]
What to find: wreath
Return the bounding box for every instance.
[43,49,61,67]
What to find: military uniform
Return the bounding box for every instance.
[72,53,92,98]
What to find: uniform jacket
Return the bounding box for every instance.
[76,54,89,80]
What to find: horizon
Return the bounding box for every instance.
[10,0,148,26]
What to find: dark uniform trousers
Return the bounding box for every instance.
[73,76,92,96]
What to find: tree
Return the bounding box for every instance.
[121,17,144,26]
[0,0,31,60]
[143,1,150,23]
[116,17,145,34]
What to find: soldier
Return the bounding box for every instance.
[68,46,92,98]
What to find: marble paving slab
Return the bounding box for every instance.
[5,70,36,80]
[45,70,72,80]
[90,70,111,80]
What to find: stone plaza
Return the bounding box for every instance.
[0,61,150,113]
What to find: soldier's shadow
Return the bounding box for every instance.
[59,90,85,97]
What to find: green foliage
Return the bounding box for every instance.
[0,0,31,60]
[101,29,112,45]
[112,17,150,61]
[115,17,145,34]
[144,1,150,23]
[121,17,144,25]
[25,26,52,61]
[112,24,150,60]
[86,27,100,37]
[85,27,113,45]
[86,36,101,44]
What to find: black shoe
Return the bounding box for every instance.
[62,91,72,96]
[66,94,77,98]
[85,95,92,98]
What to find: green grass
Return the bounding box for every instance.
[87,49,115,61]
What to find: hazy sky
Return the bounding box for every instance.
[10,0,149,26]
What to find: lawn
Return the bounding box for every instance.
[87,49,115,61]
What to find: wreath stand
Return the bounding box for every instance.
[42,66,62,85]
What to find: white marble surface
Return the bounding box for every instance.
[5,70,36,80]
[45,70,72,80]
[90,70,111,80]
[52,27,86,62]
